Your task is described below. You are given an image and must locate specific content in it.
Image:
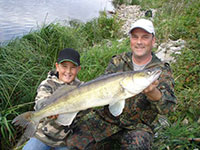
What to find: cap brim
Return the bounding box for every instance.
[58,59,79,66]
[129,27,152,34]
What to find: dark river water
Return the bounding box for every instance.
[0,0,114,43]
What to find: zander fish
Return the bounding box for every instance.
[12,67,162,138]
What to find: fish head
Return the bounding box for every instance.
[121,67,162,95]
[133,67,162,86]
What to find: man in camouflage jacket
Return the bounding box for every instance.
[23,48,83,150]
[65,19,177,150]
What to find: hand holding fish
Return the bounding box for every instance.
[143,80,162,101]
[47,114,59,119]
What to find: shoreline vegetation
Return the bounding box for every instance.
[0,0,200,149]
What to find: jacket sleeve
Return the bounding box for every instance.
[104,55,124,74]
[34,82,54,111]
[149,63,177,115]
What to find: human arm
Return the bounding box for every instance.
[146,63,177,114]
[104,52,130,75]
[34,82,54,111]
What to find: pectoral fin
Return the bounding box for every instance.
[55,112,78,126]
[109,100,125,117]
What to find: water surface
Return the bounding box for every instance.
[0,0,114,43]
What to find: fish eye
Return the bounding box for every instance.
[147,71,151,75]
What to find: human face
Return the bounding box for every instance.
[56,61,81,83]
[130,28,155,58]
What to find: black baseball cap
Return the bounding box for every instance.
[57,48,80,66]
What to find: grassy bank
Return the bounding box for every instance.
[0,12,123,149]
[1,0,200,149]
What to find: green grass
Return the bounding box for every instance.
[153,120,200,150]
[1,0,200,149]
[78,39,130,81]
[0,12,124,150]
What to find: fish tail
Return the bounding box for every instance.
[12,111,39,138]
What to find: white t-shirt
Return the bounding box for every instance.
[133,62,147,71]
[132,57,152,71]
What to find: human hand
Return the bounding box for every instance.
[47,114,59,119]
[143,80,162,101]
[143,80,159,94]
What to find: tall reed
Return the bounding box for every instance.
[0,12,123,149]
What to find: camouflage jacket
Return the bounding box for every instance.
[85,52,177,142]
[34,70,83,147]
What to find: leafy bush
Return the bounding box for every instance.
[78,11,122,46]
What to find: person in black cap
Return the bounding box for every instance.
[56,48,81,83]
[22,48,83,150]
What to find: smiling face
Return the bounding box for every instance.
[130,28,155,59]
[56,61,81,83]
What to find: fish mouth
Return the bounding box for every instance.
[152,69,162,81]
[155,69,162,75]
